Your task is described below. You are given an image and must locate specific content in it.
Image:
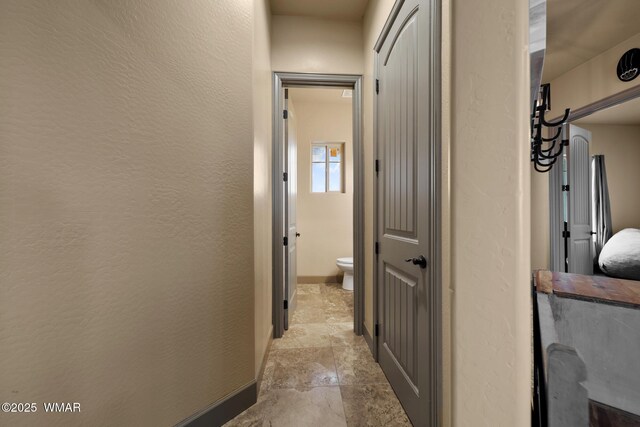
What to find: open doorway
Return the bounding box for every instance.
[287,86,354,325]
[271,73,364,339]
[549,90,640,276]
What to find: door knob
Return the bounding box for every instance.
[296,232,301,237]
[405,255,427,269]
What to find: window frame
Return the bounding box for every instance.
[310,142,345,194]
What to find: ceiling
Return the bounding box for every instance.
[543,0,640,81]
[574,96,640,125]
[270,0,369,21]
[289,87,352,105]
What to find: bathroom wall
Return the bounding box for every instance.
[290,89,353,279]
[253,0,273,376]
[0,1,254,425]
[578,124,640,233]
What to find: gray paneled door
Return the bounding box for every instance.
[567,124,593,275]
[376,0,434,425]
[284,89,298,329]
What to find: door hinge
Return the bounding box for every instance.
[562,185,570,191]
[375,79,379,94]
[374,324,379,337]
[283,172,288,182]
[283,110,288,119]
[284,300,288,310]
[375,159,380,176]
[562,231,570,238]
[375,241,380,255]
[283,236,288,246]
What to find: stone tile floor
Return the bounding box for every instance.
[224,283,411,427]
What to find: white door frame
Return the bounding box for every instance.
[372,0,442,424]
[272,72,364,338]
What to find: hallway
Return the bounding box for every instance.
[225,283,411,426]
[0,1,540,424]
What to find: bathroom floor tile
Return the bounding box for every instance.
[324,298,353,313]
[292,294,330,324]
[323,285,354,309]
[271,347,339,389]
[340,384,412,427]
[297,283,322,295]
[296,293,328,308]
[343,293,355,308]
[322,282,350,295]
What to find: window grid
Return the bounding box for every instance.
[311,143,344,193]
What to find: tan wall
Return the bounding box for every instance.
[253,0,273,376]
[580,124,640,233]
[291,96,353,277]
[452,0,531,425]
[271,15,364,75]
[0,1,254,426]
[531,32,640,269]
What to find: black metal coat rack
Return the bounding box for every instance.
[531,84,571,173]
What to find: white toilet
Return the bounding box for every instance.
[336,257,354,291]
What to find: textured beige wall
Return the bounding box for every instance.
[581,124,640,233]
[290,96,353,277]
[271,15,364,75]
[253,0,273,376]
[531,32,640,269]
[0,1,254,426]
[452,0,531,425]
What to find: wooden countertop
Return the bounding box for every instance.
[535,270,640,308]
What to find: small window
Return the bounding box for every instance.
[311,143,344,193]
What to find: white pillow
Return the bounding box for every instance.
[599,228,640,281]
